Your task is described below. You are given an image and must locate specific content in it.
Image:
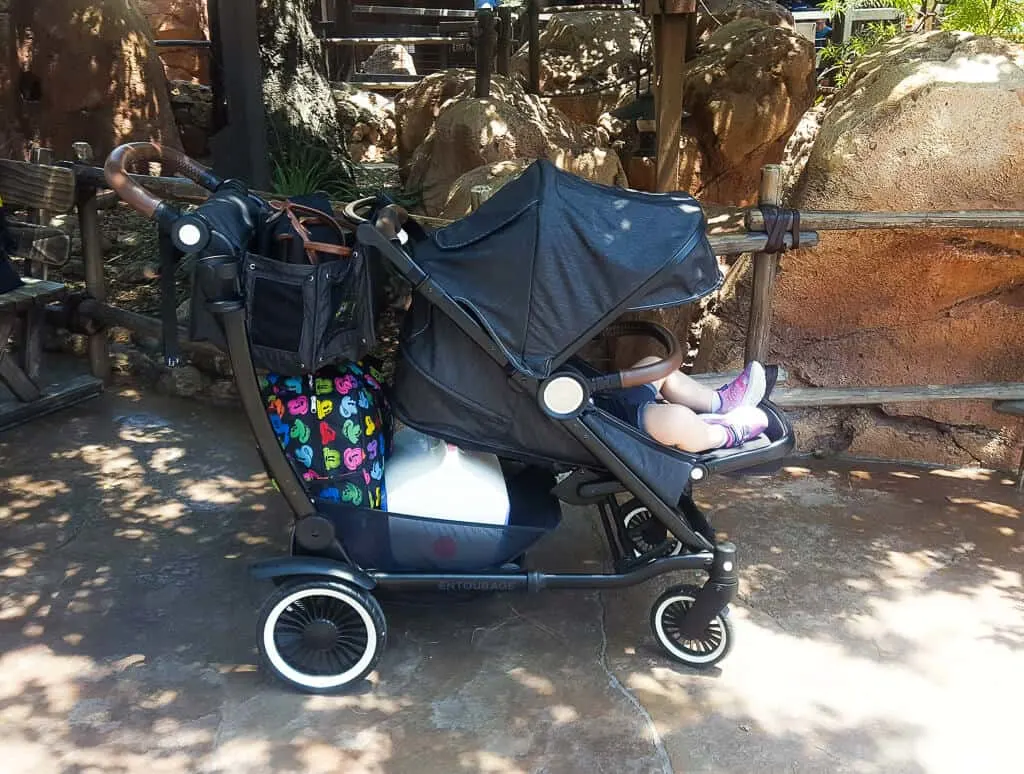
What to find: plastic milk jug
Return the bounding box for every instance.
[384,427,510,525]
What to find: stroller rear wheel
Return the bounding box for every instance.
[620,498,681,558]
[257,579,386,694]
[650,584,732,668]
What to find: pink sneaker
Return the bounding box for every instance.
[702,406,769,449]
[715,361,766,413]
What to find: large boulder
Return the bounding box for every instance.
[398,70,625,215]
[394,69,528,171]
[437,159,533,220]
[334,83,397,164]
[361,43,416,76]
[696,0,794,39]
[703,31,1024,469]
[510,10,649,125]
[137,0,210,83]
[1,0,181,160]
[406,96,626,216]
[679,18,816,205]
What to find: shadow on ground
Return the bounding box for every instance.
[1,388,1021,773]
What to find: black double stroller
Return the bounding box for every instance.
[104,144,794,693]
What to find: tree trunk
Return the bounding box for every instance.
[257,0,350,176]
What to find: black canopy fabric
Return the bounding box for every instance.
[392,295,696,504]
[410,159,721,378]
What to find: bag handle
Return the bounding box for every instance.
[269,200,352,264]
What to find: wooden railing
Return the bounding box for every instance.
[7,148,1024,480]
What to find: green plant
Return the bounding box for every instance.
[820,0,921,19]
[268,129,357,200]
[942,0,1024,38]
[265,119,422,207]
[818,21,904,89]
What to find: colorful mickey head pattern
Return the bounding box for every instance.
[259,360,388,510]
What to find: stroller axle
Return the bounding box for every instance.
[367,546,720,593]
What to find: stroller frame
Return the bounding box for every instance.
[101,142,795,693]
[205,218,792,691]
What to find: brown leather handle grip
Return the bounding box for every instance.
[604,321,683,388]
[104,142,220,219]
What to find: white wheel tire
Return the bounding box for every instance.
[622,504,682,557]
[651,587,732,668]
[258,581,385,693]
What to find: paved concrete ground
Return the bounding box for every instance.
[1,387,1021,774]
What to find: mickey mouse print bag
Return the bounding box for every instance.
[258,358,391,510]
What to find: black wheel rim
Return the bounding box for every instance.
[625,508,678,555]
[660,597,725,656]
[274,594,370,676]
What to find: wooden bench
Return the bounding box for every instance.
[0,155,103,432]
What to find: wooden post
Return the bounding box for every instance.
[73,142,111,384]
[475,8,495,98]
[206,0,271,189]
[744,164,782,365]
[470,184,494,211]
[495,7,513,76]
[685,10,698,62]
[643,0,696,193]
[526,0,540,95]
[333,0,355,80]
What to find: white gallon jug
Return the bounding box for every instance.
[385,427,510,526]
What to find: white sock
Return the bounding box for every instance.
[708,425,729,449]
[709,391,723,413]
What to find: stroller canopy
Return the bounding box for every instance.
[411,159,721,377]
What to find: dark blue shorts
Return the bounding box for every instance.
[592,384,660,430]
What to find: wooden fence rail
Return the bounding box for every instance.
[49,154,1024,485]
[746,209,1024,232]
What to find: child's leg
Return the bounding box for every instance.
[641,403,771,452]
[630,357,766,414]
[640,403,728,452]
[630,356,718,413]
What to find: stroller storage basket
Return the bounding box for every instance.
[311,466,562,572]
[240,249,375,375]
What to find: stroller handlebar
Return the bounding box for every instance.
[104,142,225,228]
[104,143,268,256]
[602,321,683,390]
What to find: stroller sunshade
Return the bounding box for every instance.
[409,159,721,378]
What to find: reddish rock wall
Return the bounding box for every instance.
[2,0,181,160]
[137,0,209,83]
[700,32,1024,470]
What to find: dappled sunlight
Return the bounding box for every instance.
[3,384,1023,771]
[896,53,1017,99]
[620,565,1022,770]
[457,750,530,774]
[928,466,999,482]
[945,497,1019,519]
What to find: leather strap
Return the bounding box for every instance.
[269,200,352,264]
[759,205,800,253]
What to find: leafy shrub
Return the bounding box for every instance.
[943,0,1024,39]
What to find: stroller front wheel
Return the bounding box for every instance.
[257,579,387,694]
[651,585,732,668]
